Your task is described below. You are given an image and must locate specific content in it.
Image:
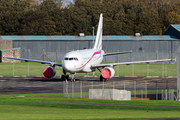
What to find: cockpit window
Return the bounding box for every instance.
[69,58,73,60]
[64,57,78,61]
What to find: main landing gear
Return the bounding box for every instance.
[61,69,75,82]
[61,74,69,81]
[61,69,69,81]
[61,74,75,82]
[100,75,108,82]
[71,74,75,82]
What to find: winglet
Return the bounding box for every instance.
[93,13,103,50]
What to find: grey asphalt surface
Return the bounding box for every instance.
[0,76,177,94]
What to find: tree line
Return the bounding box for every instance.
[0,0,180,35]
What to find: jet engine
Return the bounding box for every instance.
[43,66,56,78]
[101,67,115,79]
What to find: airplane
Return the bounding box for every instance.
[4,13,172,82]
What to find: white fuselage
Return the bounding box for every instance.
[62,49,104,73]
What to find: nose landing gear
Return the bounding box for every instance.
[71,74,75,82]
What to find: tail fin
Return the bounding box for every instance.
[93,13,103,50]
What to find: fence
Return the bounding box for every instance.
[20,49,174,63]
[0,77,179,100]
[63,80,180,101]
[0,62,177,77]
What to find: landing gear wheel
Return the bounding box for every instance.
[66,75,69,80]
[71,78,75,82]
[62,69,67,81]
[100,75,103,81]
[100,75,105,81]
[100,75,108,82]
[71,78,76,82]
[61,75,65,81]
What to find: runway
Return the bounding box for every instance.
[0,76,177,94]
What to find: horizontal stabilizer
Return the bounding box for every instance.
[104,51,132,56]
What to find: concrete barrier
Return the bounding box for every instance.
[89,89,131,100]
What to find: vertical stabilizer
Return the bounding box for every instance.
[93,13,103,50]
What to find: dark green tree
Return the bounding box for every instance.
[0,0,33,35]
[20,9,56,35]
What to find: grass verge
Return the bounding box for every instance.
[0,62,177,77]
[0,93,180,119]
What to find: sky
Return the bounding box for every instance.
[62,0,75,7]
[37,0,75,7]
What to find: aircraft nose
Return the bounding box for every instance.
[63,62,72,71]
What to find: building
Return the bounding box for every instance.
[0,24,180,63]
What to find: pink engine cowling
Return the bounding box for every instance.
[101,67,115,79]
[43,66,56,78]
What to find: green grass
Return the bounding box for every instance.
[0,62,177,77]
[0,93,180,119]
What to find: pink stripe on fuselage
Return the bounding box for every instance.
[93,51,101,56]
[75,50,101,69]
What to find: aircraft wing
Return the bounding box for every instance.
[91,59,172,68]
[3,57,62,67]
[104,51,132,56]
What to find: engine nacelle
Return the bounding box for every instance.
[101,67,115,79]
[43,66,56,78]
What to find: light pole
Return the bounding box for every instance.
[92,26,94,46]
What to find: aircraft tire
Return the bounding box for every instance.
[71,78,75,82]
[61,75,65,81]
[100,75,104,81]
[66,75,69,80]
[100,75,108,82]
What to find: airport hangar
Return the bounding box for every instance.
[1,24,180,63]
